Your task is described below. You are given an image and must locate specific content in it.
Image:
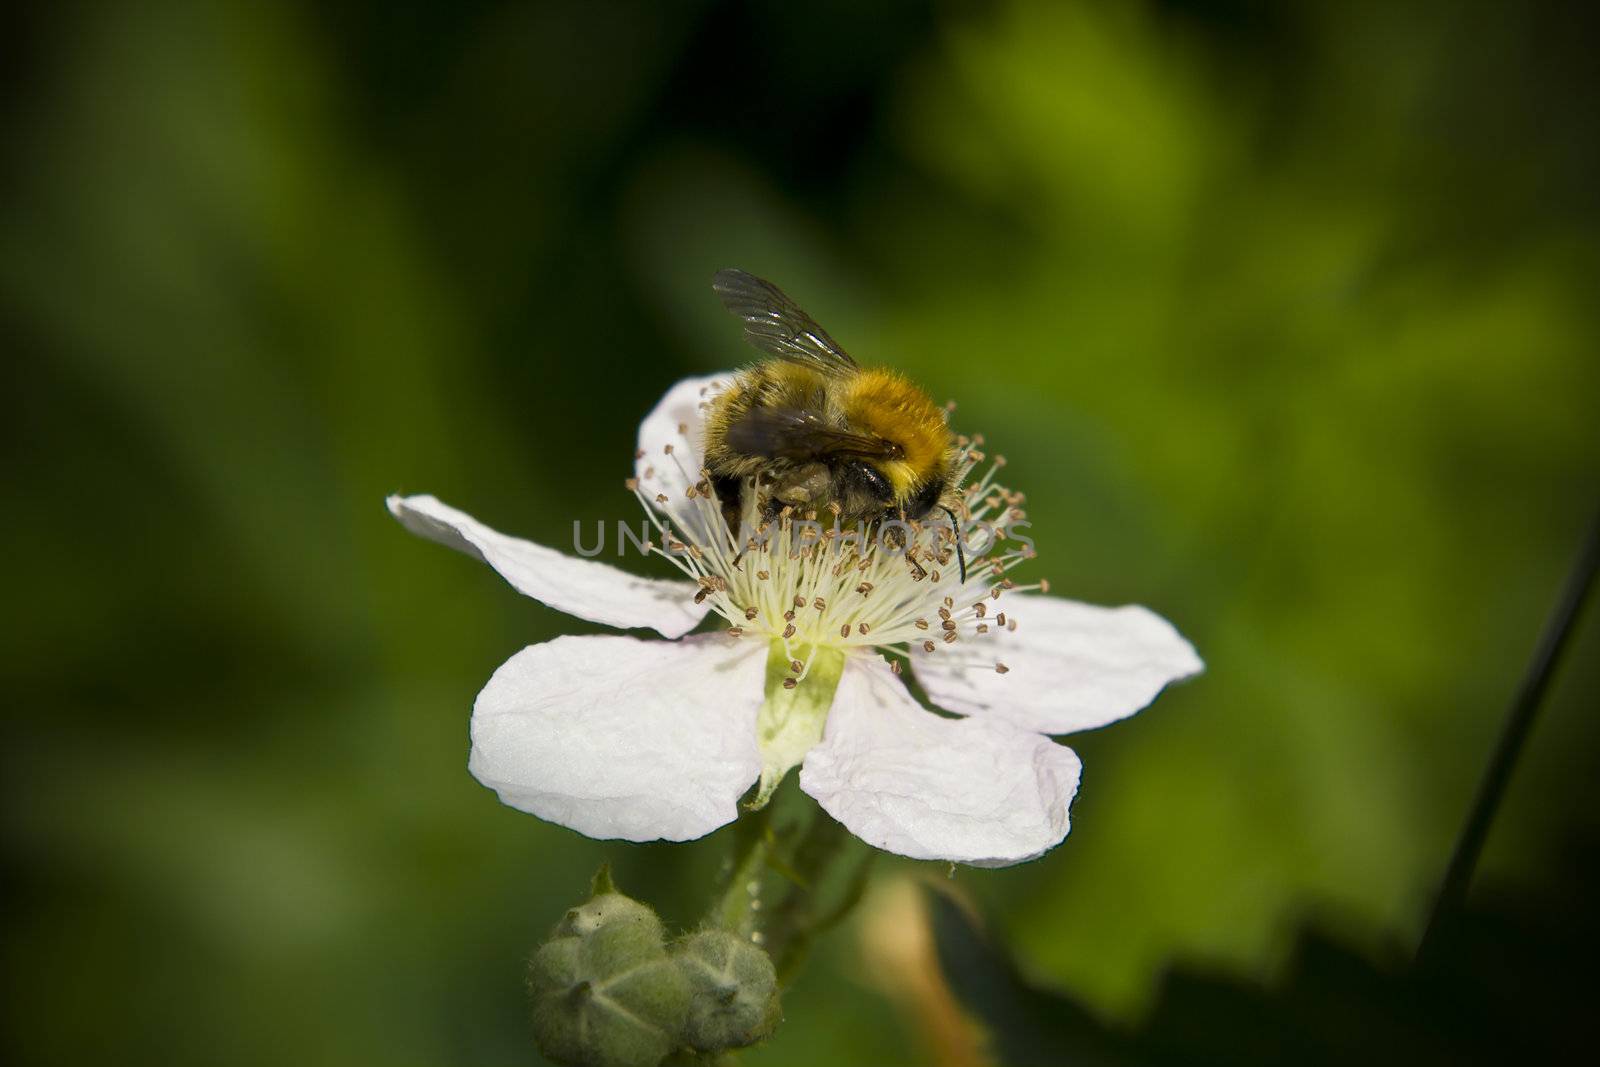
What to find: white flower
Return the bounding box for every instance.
[388,373,1201,867]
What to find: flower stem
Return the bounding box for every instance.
[1416,505,1600,964]
[707,799,774,937]
[762,808,875,984]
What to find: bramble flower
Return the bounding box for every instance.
[389,373,1201,866]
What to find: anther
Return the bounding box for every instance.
[812,597,826,611]
[757,570,770,580]
[922,640,936,653]
[995,662,1009,674]
[624,477,640,491]
[790,659,803,673]
[996,612,1006,626]
[942,619,956,632]
[840,623,851,638]
[856,582,874,596]
[943,630,957,643]
[784,610,795,622]
[693,588,709,604]
[677,422,687,434]
[943,596,954,608]
[655,493,669,504]
[977,624,989,633]
[782,678,798,690]
[663,444,674,455]
[857,622,870,635]
[783,623,797,639]
[915,619,929,630]
[727,626,744,637]
[744,606,759,621]
[1039,578,1051,593]
[634,448,646,460]
[1007,619,1017,631]
[974,602,987,618]
[891,660,902,675]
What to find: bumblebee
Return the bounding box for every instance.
[705,269,965,574]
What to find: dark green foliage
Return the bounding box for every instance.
[930,837,1600,1066]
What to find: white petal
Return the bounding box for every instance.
[915,591,1203,735]
[470,634,765,842]
[913,594,1202,735]
[387,494,708,638]
[634,372,733,545]
[799,654,1082,867]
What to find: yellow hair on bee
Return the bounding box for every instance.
[839,369,951,501]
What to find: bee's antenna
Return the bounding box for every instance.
[941,506,967,583]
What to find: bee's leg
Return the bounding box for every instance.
[941,505,968,583]
[758,493,788,529]
[730,493,788,571]
[710,473,744,535]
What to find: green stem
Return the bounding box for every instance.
[762,808,874,984]
[707,799,774,937]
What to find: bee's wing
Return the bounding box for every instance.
[725,405,901,461]
[712,268,860,376]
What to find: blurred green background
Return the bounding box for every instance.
[4,0,1597,1064]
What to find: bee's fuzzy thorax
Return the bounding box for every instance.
[839,368,951,502]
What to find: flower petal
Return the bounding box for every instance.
[387,494,709,638]
[913,594,1202,735]
[470,634,765,842]
[799,654,1082,867]
[634,372,732,545]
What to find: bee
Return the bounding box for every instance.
[705,268,966,577]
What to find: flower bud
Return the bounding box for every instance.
[529,870,689,1067]
[555,891,664,941]
[672,930,781,1052]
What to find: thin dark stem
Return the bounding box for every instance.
[1417,505,1600,964]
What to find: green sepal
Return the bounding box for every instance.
[530,922,689,1067]
[672,930,781,1052]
